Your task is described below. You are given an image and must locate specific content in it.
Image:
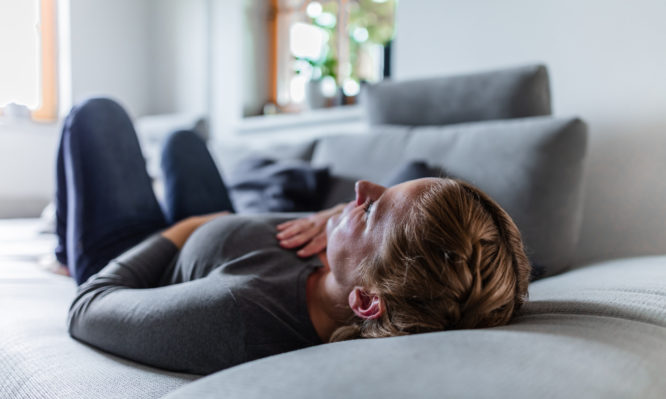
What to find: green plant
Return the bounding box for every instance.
[295,0,396,84]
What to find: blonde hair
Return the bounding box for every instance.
[330,178,531,341]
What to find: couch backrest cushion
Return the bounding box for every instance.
[362,64,551,126]
[311,116,588,278]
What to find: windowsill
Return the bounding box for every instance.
[0,116,60,128]
[0,117,60,136]
[235,105,364,134]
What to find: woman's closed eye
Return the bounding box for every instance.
[363,199,375,216]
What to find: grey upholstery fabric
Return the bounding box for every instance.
[312,116,588,277]
[0,258,198,398]
[163,255,666,399]
[362,64,551,126]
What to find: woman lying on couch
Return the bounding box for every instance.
[60,98,531,375]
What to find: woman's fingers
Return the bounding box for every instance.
[276,220,296,231]
[275,208,338,255]
[297,233,327,257]
[276,219,315,240]
[276,224,298,239]
[277,217,312,231]
[279,223,321,248]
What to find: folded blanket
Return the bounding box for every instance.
[228,157,330,213]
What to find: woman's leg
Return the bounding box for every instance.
[59,98,167,284]
[54,107,75,266]
[160,130,234,224]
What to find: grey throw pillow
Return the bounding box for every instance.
[312,116,588,278]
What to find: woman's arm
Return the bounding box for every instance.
[67,210,242,374]
[162,211,230,249]
[275,203,347,257]
[68,271,245,374]
[75,211,231,289]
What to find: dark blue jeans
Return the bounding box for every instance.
[55,98,234,285]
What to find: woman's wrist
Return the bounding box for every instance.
[161,211,231,249]
[160,217,202,249]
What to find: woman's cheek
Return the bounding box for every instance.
[326,213,340,237]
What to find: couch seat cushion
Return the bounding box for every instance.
[164,255,666,399]
[0,220,198,399]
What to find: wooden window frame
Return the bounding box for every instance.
[0,0,58,122]
[268,0,392,113]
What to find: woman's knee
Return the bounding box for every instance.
[65,97,136,145]
[76,97,124,112]
[68,98,128,126]
[163,129,205,150]
[161,130,208,162]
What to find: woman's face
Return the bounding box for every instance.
[326,178,436,289]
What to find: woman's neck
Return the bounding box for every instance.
[306,252,352,342]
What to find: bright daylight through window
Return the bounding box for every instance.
[0,0,57,121]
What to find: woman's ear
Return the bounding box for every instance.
[348,286,385,320]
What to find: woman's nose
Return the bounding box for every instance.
[355,180,386,206]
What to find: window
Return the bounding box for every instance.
[267,0,395,114]
[0,0,58,122]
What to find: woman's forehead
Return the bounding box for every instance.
[379,178,436,219]
[392,177,438,198]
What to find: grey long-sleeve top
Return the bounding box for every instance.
[67,215,323,375]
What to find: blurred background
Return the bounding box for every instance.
[0,0,665,265]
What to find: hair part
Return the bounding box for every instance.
[330,178,531,342]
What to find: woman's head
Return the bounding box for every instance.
[325,178,430,290]
[326,177,531,341]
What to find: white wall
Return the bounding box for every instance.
[208,0,245,139]
[145,0,208,116]
[69,0,151,117]
[0,122,59,218]
[242,1,271,117]
[395,0,666,264]
[68,0,208,118]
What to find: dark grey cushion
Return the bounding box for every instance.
[209,138,318,181]
[311,116,588,278]
[362,64,551,126]
[383,160,445,187]
[228,157,330,213]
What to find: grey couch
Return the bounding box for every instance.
[2,65,665,398]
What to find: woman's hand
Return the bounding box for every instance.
[162,211,231,249]
[276,203,346,257]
